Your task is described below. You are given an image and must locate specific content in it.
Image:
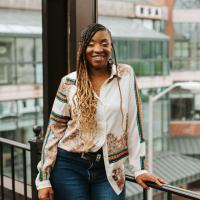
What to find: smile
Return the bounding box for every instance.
[92,55,105,61]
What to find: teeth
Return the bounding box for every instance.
[94,56,103,60]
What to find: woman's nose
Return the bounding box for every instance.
[94,44,103,52]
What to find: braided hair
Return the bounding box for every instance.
[76,23,122,151]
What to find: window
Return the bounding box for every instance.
[0,39,15,84]
[174,0,200,9]
[170,93,200,121]
[114,39,169,76]
[173,22,200,71]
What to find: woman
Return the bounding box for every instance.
[36,23,165,200]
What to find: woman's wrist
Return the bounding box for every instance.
[134,169,148,178]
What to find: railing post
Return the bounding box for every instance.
[29,126,43,200]
[143,189,147,200]
[0,143,4,200]
[167,192,172,200]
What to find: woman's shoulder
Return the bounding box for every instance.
[117,63,134,77]
[61,71,77,85]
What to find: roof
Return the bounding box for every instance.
[0,8,41,36]
[125,151,200,199]
[169,137,200,156]
[99,16,169,40]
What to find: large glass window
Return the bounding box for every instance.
[141,88,170,152]
[174,0,200,9]
[0,7,43,145]
[171,93,200,121]
[0,39,15,84]
[173,23,200,71]
[0,98,43,143]
[0,37,42,85]
[114,39,169,76]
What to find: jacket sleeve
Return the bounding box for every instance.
[35,77,71,189]
[127,67,147,177]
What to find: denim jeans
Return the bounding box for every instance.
[50,148,125,200]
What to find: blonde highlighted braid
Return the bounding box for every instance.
[76,24,113,151]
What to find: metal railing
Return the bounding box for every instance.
[126,175,200,200]
[0,126,200,200]
[0,137,30,200]
[0,126,42,200]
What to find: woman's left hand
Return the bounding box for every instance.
[135,173,167,190]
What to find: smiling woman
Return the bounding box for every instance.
[86,30,112,70]
[36,23,165,200]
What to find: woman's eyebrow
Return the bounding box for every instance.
[101,39,109,42]
[89,39,109,42]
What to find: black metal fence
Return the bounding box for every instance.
[0,137,30,200]
[0,128,200,200]
[0,126,42,200]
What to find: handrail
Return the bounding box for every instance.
[0,137,30,150]
[126,174,200,200]
[1,136,200,200]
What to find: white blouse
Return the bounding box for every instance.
[36,64,147,195]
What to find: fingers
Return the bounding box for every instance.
[136,178,149,190]
[148,175,165,186]
[135,173,167,190]
[38,188,54,200]
[158,177,168,184]
[49,188,54,200]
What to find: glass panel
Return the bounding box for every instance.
[0,63,15,84]
[36,38,42,62]
[154,100,162,138]
[35,63,43,83]
[16,38,34,62]
[0,38,15,62]
[174,0,200,9]
[171,96,194,120]
[154,60,163,75]
[141,41,150,59]
[17,64,35,84]
[197,43,200,57]
[0,99,43,142]
[174,42,182,57]
[182,42,189,57]
[155,41,162,59]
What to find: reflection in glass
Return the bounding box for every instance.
[16,38,34,63]
[17,64,35,84]
[114,39,169,76]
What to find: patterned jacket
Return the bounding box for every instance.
[36,64,146,195]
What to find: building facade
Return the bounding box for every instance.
[0,1,43,143]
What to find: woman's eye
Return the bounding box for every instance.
[102,43,109,47]
[88,43,94,47]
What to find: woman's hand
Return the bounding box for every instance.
[135,173,167,190]
[38,187,54,200]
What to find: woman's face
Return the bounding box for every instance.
[86,30,112,71]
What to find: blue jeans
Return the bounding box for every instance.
[50,148,125,200]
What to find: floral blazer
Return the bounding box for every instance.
[36,64,146,195]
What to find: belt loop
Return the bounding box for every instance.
[96,153,102,162]
[81,152,87,160]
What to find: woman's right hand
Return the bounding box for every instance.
[38,187,54,200]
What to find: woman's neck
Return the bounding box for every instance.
[88,66,111,96]
[88,65,111,79]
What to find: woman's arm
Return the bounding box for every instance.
[36,76,71,190]
[127,67,146,175]
[127,67,166,189]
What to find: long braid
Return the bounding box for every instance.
[76,24,109,151]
